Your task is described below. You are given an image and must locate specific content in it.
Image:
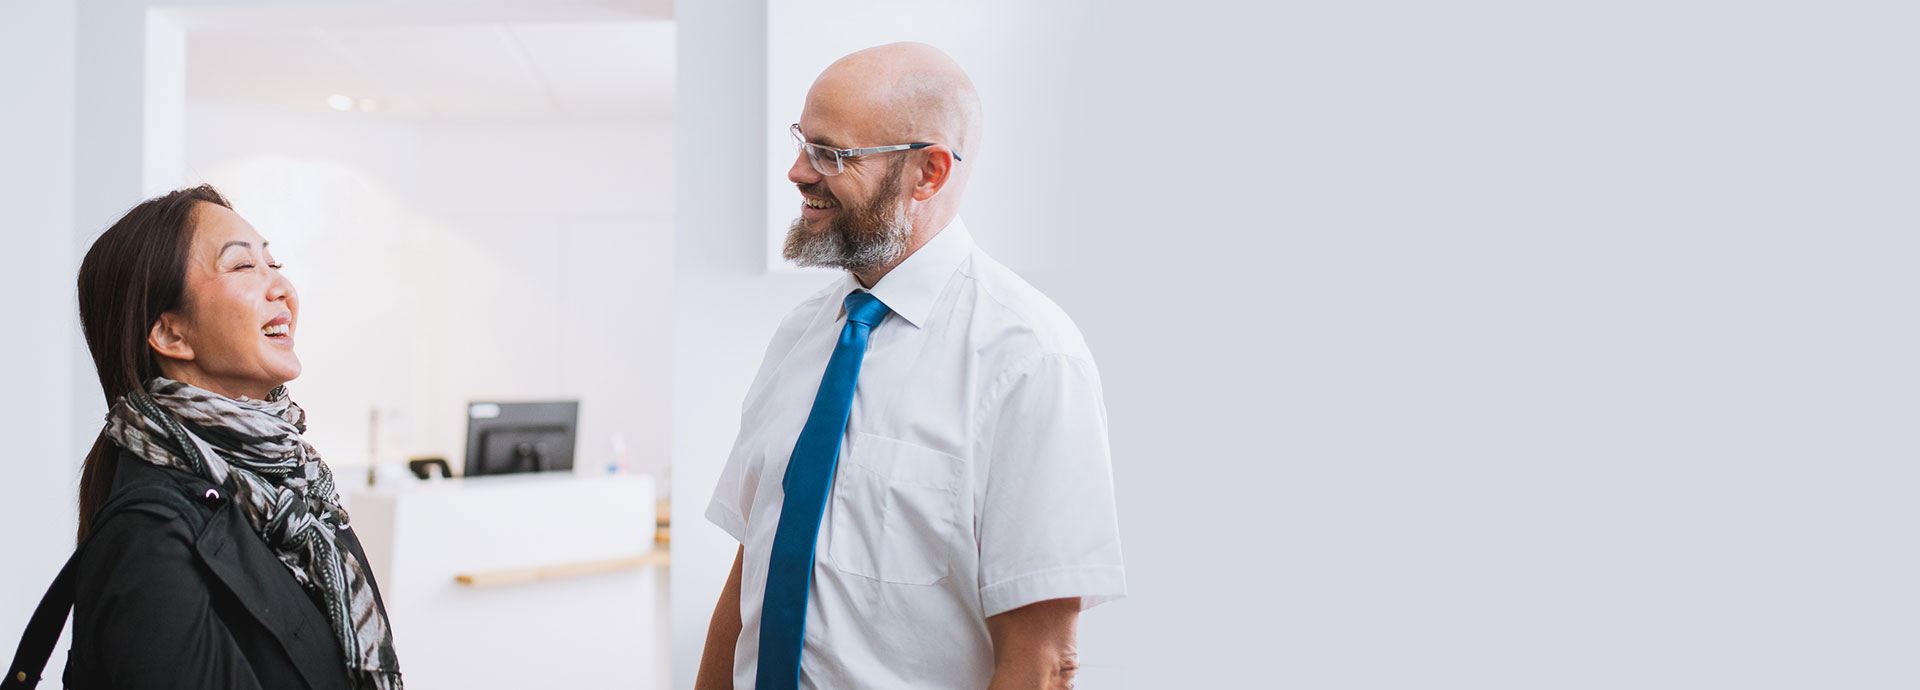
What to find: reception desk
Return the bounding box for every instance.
[345,472,663,689]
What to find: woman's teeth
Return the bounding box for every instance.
[805,197,837,209]
[262,323,290,337]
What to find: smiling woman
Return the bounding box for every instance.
[143,201,303,403]
[23,184,408,689]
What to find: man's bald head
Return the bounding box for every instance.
[785,43,981,284]
[806,42,982,163]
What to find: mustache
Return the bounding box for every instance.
[796,181,835,201]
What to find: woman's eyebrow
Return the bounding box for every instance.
[217,241,269,258]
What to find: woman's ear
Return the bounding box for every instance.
[148,312,195,362]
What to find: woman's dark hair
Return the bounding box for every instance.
[74,184,231,542]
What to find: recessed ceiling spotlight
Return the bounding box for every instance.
[327,94,354,111]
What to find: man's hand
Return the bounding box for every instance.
[986,597,1082,690]
[694,546,746,690]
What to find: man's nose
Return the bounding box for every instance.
[788,149,821,185]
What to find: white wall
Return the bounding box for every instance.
[670,4,822,689]
[677,1,1919,689]
[183,100,675,478]
[0,0,78,674]
[70,0,166,480]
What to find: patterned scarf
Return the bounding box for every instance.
[104,378,403,690]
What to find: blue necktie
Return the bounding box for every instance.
[757,291,892,690]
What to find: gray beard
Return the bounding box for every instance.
[782,164,914,273]
[782,207,911,273]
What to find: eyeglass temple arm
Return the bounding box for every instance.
[840,142,962,162]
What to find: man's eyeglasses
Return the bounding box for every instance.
[791,123,962,177]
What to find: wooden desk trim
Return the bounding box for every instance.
[453,551,671,588]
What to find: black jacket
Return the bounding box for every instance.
[63,450,391,689]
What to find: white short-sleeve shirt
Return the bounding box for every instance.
[706,218,1126,690]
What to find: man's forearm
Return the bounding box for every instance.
[987,646,1080,690]
[986,597,1082,690]
[694,546,746,690]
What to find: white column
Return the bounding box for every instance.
[0,0,78,673]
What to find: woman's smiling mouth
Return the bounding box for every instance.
[261,313,293,342]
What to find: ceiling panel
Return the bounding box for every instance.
[187,20,672,124]
[509,21,675,121]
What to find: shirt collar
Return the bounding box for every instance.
[841,217,975,329]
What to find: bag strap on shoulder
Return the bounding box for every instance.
[2,483,205,689]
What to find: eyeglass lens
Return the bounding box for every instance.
[792,126,843,176]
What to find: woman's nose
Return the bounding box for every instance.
[267,270,295,302]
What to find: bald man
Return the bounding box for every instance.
[696,43,1126,690]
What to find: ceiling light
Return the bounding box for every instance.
[356,98,379,113]
[327,94,353,111]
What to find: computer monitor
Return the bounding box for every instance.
[462,400,579,477]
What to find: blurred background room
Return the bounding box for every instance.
[3,0,1915,689]
[9,1,679,688]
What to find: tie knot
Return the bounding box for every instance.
[843,292,891,328]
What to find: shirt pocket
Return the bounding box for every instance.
[828,432,965,586]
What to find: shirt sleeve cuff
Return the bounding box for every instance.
[705,497,748,543]
[979,565,1127,618]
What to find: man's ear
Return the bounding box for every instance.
[148,312,195,363]
[911,147,956,202]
